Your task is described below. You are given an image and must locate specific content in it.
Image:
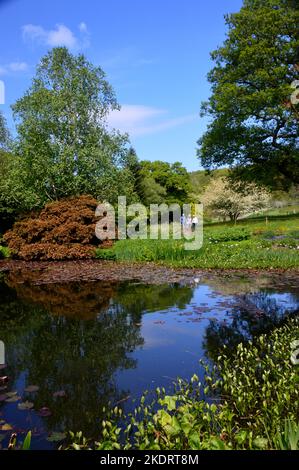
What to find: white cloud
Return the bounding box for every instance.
[0,61,28,76]
[47,25,77,48]
[108,104,197,137]
[79,22,88,33]
[8,62,28,72]
[22,23,89,49]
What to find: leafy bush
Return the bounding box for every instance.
[206,228,251,244]
[0,245,10,259]
[3,195,112,260]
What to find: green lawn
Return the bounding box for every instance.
[247,205,299,218]
[96,215,299,269]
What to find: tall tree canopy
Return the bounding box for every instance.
[139,160,191,205]
[198,0,299,190]
[12,47,136,207]
[0,111,9,150]
[0,114,18,230]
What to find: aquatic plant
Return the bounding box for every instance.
[65,317,299,450]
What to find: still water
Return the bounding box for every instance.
[0,272,298,449]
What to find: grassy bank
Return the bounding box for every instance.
[96,215,299,269]
[66,317,299,450]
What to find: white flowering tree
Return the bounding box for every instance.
[201,177,271,222]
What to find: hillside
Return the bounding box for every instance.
[189,169,228,198]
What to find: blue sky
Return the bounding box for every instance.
[0,0,243,171]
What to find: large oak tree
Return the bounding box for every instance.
[198,0,299,190]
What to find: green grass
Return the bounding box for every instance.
[96,216,299,269]
[247,205,299,218]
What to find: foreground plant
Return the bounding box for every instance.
[65,317,299,450]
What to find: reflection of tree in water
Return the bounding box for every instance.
[204,291,299,360]
[6,272,117,320]
[0,276,193,439]
[0,279,143,437]
[23,311,143,437]
[5,272,193,321]
[112,283,193,322]
[200,273,299,298]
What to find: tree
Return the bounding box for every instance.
[12,47,136,207]
[201,177,270,222]
[0,114,22,231]
[139,176,167,206]
[124,147,144,200]
[198,0,299,190]
[0,111,10,150]
[139,160,191,205]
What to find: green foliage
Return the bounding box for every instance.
[65,317,299,450]
[111,239,187,263]
[98,216,299,268]
[22,431,32,450]
[139,160,191,206]
[189,169,228,198]
[201,177,271,221]
[0,117,32,222]
[0,245,10,259]
[95,249,117,260]
[0,150,39,218]
[0,111,10,150]
[198,0,299,189]
[207,227,251,243]
[274,419,299,450]
[11,47,136,208]
[139,176,167,206]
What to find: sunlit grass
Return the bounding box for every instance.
[96,216,299,269]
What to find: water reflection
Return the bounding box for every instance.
[0,282,144,440]
[204,292,299,359]
[0,273,298,449]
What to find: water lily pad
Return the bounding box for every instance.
[6,391,18,397]
[24,385,39,393]
[18,401,34,411]
[5,395,21,403]
[47,432,66,442]
[0,423,13,431]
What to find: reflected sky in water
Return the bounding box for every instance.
[0,273,298,449]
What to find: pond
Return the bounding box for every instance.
[0,268,298,449]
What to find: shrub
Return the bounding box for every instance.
[206,228,251,244]
[3,195,113,260]
[0,245,10,259]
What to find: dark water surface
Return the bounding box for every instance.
[0,271,298,449]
